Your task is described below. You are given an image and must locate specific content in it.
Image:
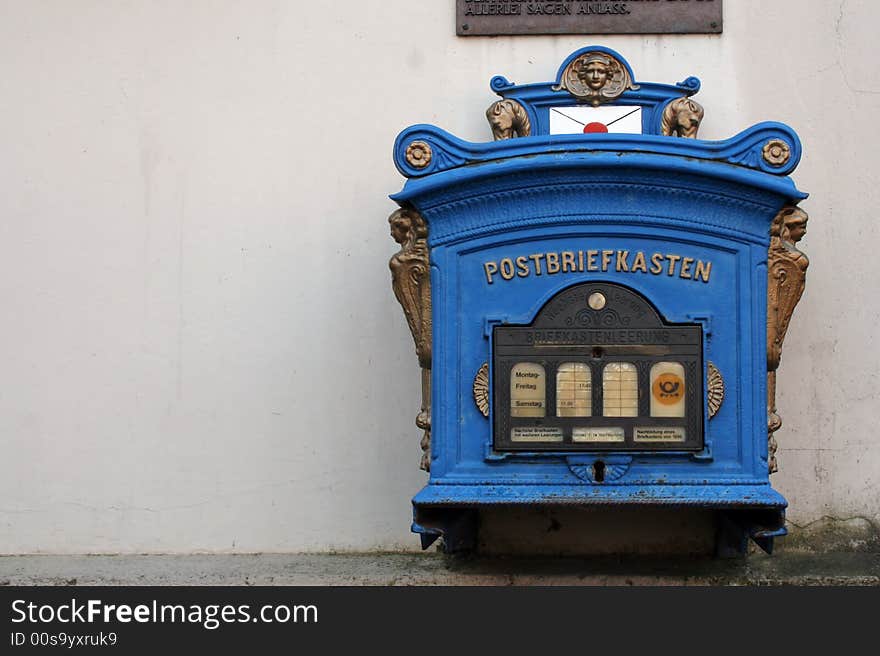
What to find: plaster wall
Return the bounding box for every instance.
[0,1,877,553]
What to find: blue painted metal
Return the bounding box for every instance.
[391,47,806,555]
[392,123,803,180]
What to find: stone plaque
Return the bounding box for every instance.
[457,1,722,36]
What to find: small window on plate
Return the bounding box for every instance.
[510,362,546,418]
[650,362,686,418]
[556,362,591,417]
[603,362,638,417]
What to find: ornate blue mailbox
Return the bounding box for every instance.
[388,47,809,555]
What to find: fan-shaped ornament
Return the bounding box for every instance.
[707,361,724,419]
[473,362,489,418]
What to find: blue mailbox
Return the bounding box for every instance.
[388,47,809,555]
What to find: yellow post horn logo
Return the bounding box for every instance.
[652,373,685,405]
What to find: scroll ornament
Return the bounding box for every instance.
[766,206,809,473]
[389,208,433,471]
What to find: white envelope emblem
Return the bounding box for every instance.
[549,106,643,135]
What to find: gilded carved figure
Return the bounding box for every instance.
[552,51,638,106]
[389,208,433,471]
[661,97,704,139]
[766,205,809,473]
[486,99,531,140]
[579,54,611,92]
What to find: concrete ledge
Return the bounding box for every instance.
[1,552,878,586]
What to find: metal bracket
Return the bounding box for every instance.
[412,507,479,553]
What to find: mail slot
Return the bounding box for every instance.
[388,46,810,556]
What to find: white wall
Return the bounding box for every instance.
[0,1,877,553]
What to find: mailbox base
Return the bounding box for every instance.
[412,485,787,556]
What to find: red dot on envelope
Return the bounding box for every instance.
[584,122,608,134]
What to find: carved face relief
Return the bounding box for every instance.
[774,206,808,245]
[389,214,411,245]
[552,51,638,106]
[584,61,609,90]
[785,218,807,244]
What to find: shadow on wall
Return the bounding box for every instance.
[476,507,716,556]
[468,510,880,557]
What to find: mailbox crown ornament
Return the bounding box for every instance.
[389,47,809,556]
[551,49,639,106]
